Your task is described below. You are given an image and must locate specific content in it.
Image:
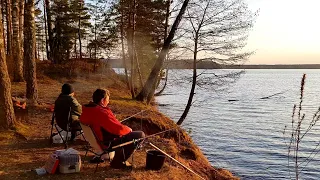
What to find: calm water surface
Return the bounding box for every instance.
[155,69,320,180]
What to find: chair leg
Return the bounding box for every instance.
[49,124,54,144]
[55,125,68,148]
[83,149,89,165]
[84,149,88,159]
[94,162,99,173]
[81,133,86,141]
[65,129,69,149]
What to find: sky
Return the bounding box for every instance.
[245,0,320,64]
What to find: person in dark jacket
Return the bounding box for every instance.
[80,88,145,169]
[54,83,82,141]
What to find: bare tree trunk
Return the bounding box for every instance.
[37,37,40,59]
[18,0,24,59]
[177,35,198,125]
[164,0,170,41]
[41,20,44,60]
[34,39,37,59]
[1,0,6,49]
[0,5,16,129]
[94,33,96,59]
[127,0,135,98]
[74,37,77,58]
[45,0,53,62]
[78,5,82,59]
[93,12,96,60]
[6,0,13,55]
[43,0,48,60]
[155,0,171,96]
[136,0,190,103]
[78,20,82,59]
[12,0,24,82]
[134,50,143,88]
[24,0,38,103]
[120,0,130,91]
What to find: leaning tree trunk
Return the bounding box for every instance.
[155,0,171,96]
[154,68,169,96]
[0,5,16,129]
[177,35,198,125]
[24,0,38,103]
[12,0,24,82]
[135,0,190,103]
[6,0,13,55]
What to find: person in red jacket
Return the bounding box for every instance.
[80,88,145,169]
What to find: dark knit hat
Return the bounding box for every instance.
[61,83,74,95]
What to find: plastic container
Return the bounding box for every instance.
[58,154,81,173]
[59,163,81,173]
[146,150,166,170]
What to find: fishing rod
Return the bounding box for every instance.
[121,110,147,123]
[111,128,176,149]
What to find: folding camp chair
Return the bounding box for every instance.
[50,107,84,149]
[80,122,115,172]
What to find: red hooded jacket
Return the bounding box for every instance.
[80,103,131,142]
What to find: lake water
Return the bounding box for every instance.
[154,69,320,180]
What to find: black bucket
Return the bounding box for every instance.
[146,150,166,170]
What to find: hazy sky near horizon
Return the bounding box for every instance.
[245,0,320,64]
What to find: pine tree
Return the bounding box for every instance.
[51,0,91,63]
[12,0,24,82]
[19,0,24,59]
[24,0,38,103]
[6,0,13,55]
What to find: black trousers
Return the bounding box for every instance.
[70,121,82,140]
[106,131,145,164]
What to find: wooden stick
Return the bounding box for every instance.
[149,143,206,180]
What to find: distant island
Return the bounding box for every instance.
[106,59,320,69]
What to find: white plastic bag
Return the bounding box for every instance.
[52,134,63,144]
[60,131,71,140]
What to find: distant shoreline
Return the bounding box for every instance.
[107,59,320,69]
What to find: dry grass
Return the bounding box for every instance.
[0,67,239,180]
